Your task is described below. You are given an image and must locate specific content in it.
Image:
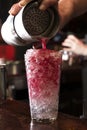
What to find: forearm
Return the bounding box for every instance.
[58,0,87,29]
[73,0,87,17]
[58,0,75,29]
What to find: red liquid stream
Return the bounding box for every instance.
[41,38,48,49]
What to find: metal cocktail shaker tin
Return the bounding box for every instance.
[1,0,60,46]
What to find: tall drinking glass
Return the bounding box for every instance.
[24,49,62,123]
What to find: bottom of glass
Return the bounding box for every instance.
[31,118,57,124]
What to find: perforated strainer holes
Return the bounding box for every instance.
[23,5,51,36]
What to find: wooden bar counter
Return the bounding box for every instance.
[0,99,87,130]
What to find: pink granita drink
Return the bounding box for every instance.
[24,48,62,123]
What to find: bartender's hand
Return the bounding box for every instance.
[8,0,87,30]
[9,0,58,15]
[62,35,87,56]
[8,0,75,30]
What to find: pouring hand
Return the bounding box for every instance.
[9,0,58,15]
[8,0,87,30]
[8,2,23,15]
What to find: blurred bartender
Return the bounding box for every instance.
[62,35,87,56]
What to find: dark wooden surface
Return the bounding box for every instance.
[0,99,87,130]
